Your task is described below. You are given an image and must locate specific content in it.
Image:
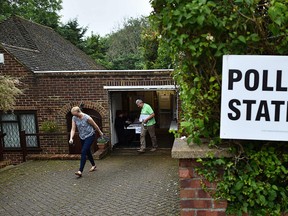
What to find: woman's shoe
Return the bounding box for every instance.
[75,171,82,177]
[89,166,97,172]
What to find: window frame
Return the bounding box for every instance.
[0,110,40,150]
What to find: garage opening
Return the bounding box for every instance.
[106,86,178,149]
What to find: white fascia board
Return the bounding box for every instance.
[33,69,174,74]
[103,85,177,91]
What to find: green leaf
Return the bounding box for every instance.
[209,76,216,82]
[238,35,246,43]
[250,33,260,42]
[189,45,196,51]
[244,0,253,5]
[215,158,225,165]
[259,195,266,205]
[242,202,248,213]
[210,43,217,49]
[190,87,196,95]
[235,181,244,191]
[180,121,192,127]
[196,15,205,25]
[199,0,207,4]
[281,165,288,174]
[272,185,278,191]
[274,19,282,26]
[187,136,193,145]
[268,190,277,201]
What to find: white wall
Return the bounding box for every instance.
[110,92,123,146]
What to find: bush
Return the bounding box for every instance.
[150,0,288,214]
[41,120,59,133]
[0,75,22,111]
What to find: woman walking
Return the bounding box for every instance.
[69,106,103,177]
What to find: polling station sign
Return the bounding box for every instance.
[220,55,288,141]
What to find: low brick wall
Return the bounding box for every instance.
[179,159,227,216]
[40,134,69,154]
[172,138,232,216]
[3,151,24,165]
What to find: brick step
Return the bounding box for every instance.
[0,160,12,169]
[26,154,81,161]
[111,148,172,156]
[26,152,108,161]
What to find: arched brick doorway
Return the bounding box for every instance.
[66,108,102,154]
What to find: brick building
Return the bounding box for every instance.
[0,16,177,164]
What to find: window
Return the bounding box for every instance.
[0,111,39,148]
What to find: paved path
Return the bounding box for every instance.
[0,155,179,216]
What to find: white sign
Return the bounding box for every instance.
[220,55,288,141]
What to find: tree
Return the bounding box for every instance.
[0,0,12,21]
[141,25,172,69]
[106,17,148,70]
[90,16,172,70]
[57,19,87,50]
[57,20,112,68]
[83,34,111,69]
[0,75,22,111]
[151,0,288,143]
[0,0,62,29]
[150,0,288,215]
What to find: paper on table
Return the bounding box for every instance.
[135,127,141,134]
[139,114,150,122]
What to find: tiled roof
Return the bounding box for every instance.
[0,16,105,71]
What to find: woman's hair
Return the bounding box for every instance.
[71,106,81,113]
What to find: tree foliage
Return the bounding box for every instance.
[150,0,288,142]
[0,75,22,111]
[0,0,169,70]
[56,18,108,68]
[103,16,172,70]
[150,0,288,214]
[197,143,288,215]
[141,24,172,69]
[56,16,171,70]
[105,17,147,69]
[57,18,88,50]
[82,34,111,69]
[0,0,62,29]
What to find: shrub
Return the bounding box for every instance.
[150,0,288,214]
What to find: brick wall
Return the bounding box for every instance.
[0,48,39,109]
[33,71,174,146]
[179,159,227,216]
[0,48,39,164]
[3,151,24,165]
[39,134,68,154]
[0,48,174,163]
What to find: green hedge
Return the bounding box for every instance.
[150,0,288,214]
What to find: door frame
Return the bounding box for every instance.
[105,85,178,149]
[66,108,102,154]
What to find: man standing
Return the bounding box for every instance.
[136,99,157,153]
